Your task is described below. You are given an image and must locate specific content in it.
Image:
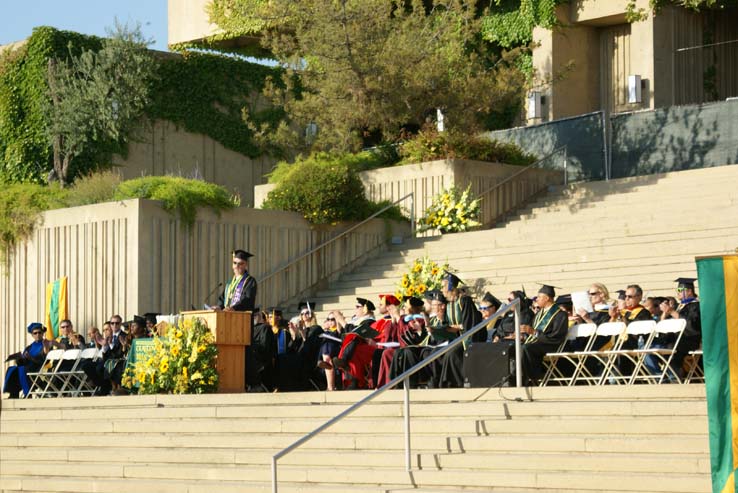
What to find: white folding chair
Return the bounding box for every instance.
[539,323,597,386]
[599,320,657,385]
[53,349,84,397]
[25,349,64,398]
[684,349,704,384]
[568,322,626,386]
[628,319,687,384]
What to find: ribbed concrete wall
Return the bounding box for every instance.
[1,200,408,383]
[254,160,562,230]
[114,120,277,207]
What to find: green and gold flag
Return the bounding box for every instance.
[44,277,69,339]
[697,254,738,493]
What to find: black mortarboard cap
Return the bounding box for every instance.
[267,306,283,316]
[423,289,438,300]
[481,292,502,310]
[298,301,313,313]
[27,322,44,334]
[537,283,558,298]
[133,315,146,326]
[143,313,159,325]
[406,296,424,308]
[443,271,463,289]
[615,289,626,300]
[675,277,697,289]
[428,291,448,303]
[232,249,253,261]
[555,294,572,306]
[356,297,376,311]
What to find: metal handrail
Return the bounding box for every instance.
[475,145,568,204]
[260,192,415,287]
[271,298,523,493]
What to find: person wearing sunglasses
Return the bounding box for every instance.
[318,312,342,390]
[609,285,651,325]
[3,322,51,398]
[218,249,257,312]
[606,284,652,376]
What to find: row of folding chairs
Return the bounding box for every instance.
[540,318,690,386]
[24,347,101,398]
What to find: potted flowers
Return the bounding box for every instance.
[418,185,481,234]
[396,256,450,300]
[123,317,219,394]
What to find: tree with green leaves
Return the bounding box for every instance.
[44,23,156,186]
[209,0,526,153]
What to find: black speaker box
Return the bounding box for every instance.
[463,341,514,388]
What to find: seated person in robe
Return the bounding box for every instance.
[520,284,569,385]
[4,323,50,398]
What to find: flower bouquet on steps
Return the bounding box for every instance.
[123,317,219,394]
[418,185,481,234]
[396,256,450,300]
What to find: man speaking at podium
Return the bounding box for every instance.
[218,249,257,312]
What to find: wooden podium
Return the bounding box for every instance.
[181,310,251,393]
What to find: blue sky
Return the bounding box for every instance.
[1,0,169,51]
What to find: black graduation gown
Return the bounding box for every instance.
[494,307,534,341]
[673,300,702,373]
[521,305,569,382]
[246,323,277,391]
[219,274,257,312]
[438,295,482,388]
[275,325,324,391]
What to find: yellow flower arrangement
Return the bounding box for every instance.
[395,256,451,301]
[123,317,218,394]
[418,185,481,234]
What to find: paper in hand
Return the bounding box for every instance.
[571,291,593,314]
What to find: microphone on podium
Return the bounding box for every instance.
[205,282,224,306]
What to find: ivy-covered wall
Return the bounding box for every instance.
[0,26,282,184]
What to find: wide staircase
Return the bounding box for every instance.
[314,165,738,315]
[0,385,710,493]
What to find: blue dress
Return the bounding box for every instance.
[4,340,46,397]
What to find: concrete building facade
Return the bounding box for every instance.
[531,0,738,123]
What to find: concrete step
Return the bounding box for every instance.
[382,225,738,262]
[0,414,709,437]
[1,461,711,491]
[0,475,711,493]
[2,446,710,473]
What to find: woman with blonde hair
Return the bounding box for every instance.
[576,282,611,326]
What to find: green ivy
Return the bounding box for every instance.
[0,27,281,184]
[0,26,124,184]
[148,50,283,159]
[481,0,563,49]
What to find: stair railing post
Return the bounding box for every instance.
[271,456,278,493]
[410,192,416,237]
[404,377,412,472]
[515,302,523,388]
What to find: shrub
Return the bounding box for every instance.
[0,173,240,262]
[114,176,240,227]
[263,152,405,224]
[64,170,121,207]
[399,128,536,166]
[266,150,394,184]
[0,183,67,259]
